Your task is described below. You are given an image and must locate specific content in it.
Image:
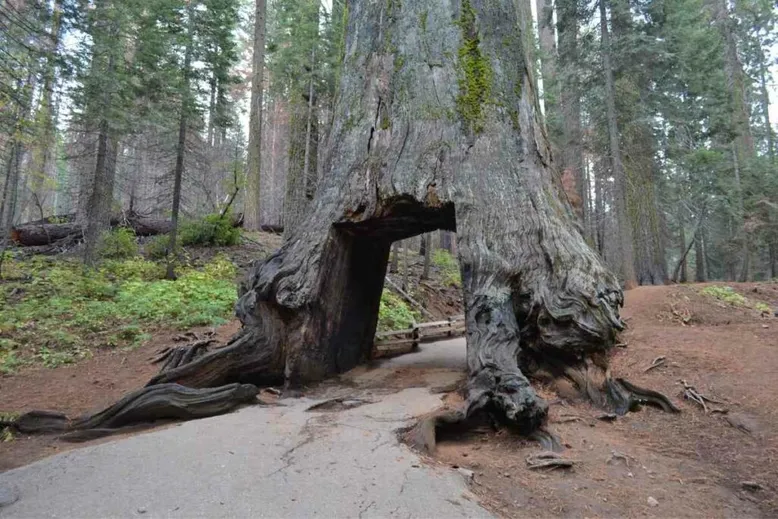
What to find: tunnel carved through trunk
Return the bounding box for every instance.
[152,0,634,430]
[11,0,677,439]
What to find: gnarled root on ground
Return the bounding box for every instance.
[7,383,260,441]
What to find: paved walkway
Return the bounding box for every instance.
[0,341,490,518]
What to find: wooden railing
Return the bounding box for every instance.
[373,315,465,359]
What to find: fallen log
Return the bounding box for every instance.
[10,222,83,246]
[10,214,244,247]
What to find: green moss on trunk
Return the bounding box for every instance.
[456,0,493,134]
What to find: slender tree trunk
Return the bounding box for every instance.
[166,1,196,280]
[713,0,752,282]
[557,0,588,239]
[422,233,432,280]
[207,72,217,148]
[245,0,267,231]
[82,121,116,266]
[29,0,63,220]
[594,158,606,256]
[0,139,23,278]
[390,241,399,273]
[82,0,122,266]
[677,210,688,283]
[302,47,318,202]
[599,0,637,288]
[695,220,707,282]
[535,0,557,118]
[732,142,750,282]
[760,56,775,162]
[269,98,279,224]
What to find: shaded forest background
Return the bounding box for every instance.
[1,0,777,284]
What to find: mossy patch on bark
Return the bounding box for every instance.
[455,0,493,134]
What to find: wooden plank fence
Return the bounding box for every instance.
[373,314,465,359]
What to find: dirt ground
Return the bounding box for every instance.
[0,321,242,471]
[430,283,778,518]
[1,282,777,518]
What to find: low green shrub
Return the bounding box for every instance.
[378,290,420,331]
[143,235,174,260]
[97,228,139,259]
[432,249,461,287]
[143,214,239,259]
[0,255,239,373]
[700,286,746,306]
[181,213,240,247]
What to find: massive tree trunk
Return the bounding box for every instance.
[14,0,677,440]
[151,0,647,432]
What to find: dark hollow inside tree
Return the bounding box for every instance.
[11,0,677,441]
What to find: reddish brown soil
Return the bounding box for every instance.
[430,283,778,518]
[2,281,777,519]
[0,321,241,471]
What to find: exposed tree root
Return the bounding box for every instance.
[550,358,680,415]
[8,383,260,439]
[607,378,680,414]
[147,330,284,388]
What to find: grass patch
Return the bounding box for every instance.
[0,254,238,373]
[700,285,773,315]
[432,249,461,287]
[700,286,746,306]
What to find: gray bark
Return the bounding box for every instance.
[154,0,626,433]
[695,221,707,282]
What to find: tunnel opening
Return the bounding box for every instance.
[324,199,460,376]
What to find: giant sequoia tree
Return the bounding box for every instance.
[12,0,676,437]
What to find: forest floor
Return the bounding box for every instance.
[1,263,777,516]
[430,282,778,518]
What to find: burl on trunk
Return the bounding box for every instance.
[11,0,677,439]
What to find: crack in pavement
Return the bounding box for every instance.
[358,500,376,518]
[265,416,328,480]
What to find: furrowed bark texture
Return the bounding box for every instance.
[166,0,624,431]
